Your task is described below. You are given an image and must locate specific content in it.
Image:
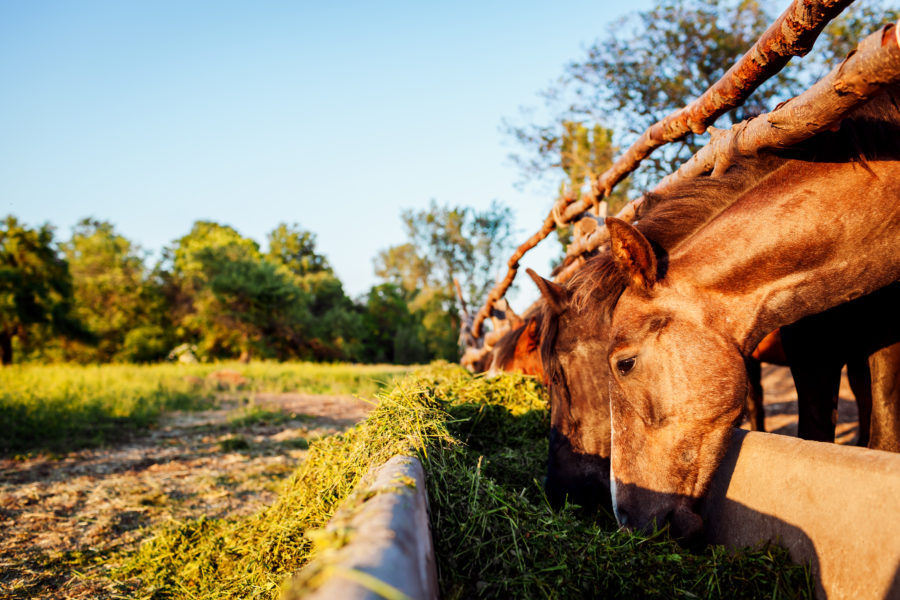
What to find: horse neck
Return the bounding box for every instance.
[668,160,900,354]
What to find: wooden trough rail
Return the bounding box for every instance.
[285,455,438,600]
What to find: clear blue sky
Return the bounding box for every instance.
[0,0,655,307]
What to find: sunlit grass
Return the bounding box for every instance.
[0,361,410,455]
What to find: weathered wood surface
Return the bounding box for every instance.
[288,455,438,600]
[658,20,900,190]
[590,0,856,201]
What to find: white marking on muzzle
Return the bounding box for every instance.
[608,381,622,525]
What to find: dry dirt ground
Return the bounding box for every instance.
[0,368,866,599]
[0,393,375,600]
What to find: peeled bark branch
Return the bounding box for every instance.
[657,21,900,189]
[453,277,469,319]
[589,0,856,201]
[551,198,646,284]
[470,0,851,337]
[470,209,563,337]
[554,20,900,284]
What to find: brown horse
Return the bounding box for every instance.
[487,307,545,381]
[603,88,900,538]
[531,87,900,522]
[534,269,896,511]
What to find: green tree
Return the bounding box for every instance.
[116,261,178,363]
[266,223,331,277]
[506,0,781,190]
[62,218,152,362]
[0,216,87,365]
[359,283,428,364]
[505,0,899,191]
[197,249,311,361]
[169,221,312,361]
[294,271,366,362]
[374,200,515,361]
[548,122,633,263]
[373,243,430,294]
[266,223,366,361]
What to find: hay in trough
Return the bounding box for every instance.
[122,363,811,599]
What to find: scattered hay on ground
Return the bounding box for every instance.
[123,363,812,600]
[0,393,371,600]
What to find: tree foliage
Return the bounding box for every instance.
[266,223,331,277]
[169,221,305,361]
[505,0,899,191]
[164,220,366,363]
[63,218,159,362]
[358,283,428,364]
[0,216,87,365]
[376,200,515,310]
[374,200,515,361]
[3,207,515,366]
[293,271,366,362]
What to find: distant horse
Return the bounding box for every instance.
[602,87,900,538]
[487,306,545,381]
[529,86,900,524]
[485,254,597,381]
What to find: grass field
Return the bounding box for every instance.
[120,363,811,600]
[0,362,409,456]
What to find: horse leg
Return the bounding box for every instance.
[846,356,872,447]
[868,341,900,453]
[744,357,765,432]
[781,322,841,442]
[792,363,842,442]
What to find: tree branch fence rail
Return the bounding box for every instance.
[470,0,867,340]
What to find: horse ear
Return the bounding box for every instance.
[606,217,657,291]
[526,268,568,314]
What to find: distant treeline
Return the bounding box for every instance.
[1,201,513,366]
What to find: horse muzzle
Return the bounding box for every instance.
[614,483,704,544]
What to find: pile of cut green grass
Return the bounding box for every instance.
[120,363,811,599]
[0,362,409,455]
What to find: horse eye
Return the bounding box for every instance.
[616,357,636,376]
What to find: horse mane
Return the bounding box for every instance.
[493,305,543,370]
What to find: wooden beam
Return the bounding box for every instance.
[470,0,851,337]
[553,20,900,285]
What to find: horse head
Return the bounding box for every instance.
[604,217,750,541]
[527,268,616,512]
